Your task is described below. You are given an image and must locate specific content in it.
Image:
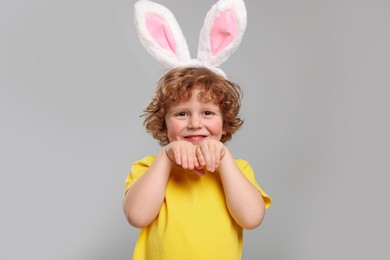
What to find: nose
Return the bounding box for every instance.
[188,115,202,129]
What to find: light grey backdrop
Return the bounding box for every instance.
[1,0,389,259]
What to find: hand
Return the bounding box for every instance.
[195,139,226,172]
[164,140,226,174]
[164,140,201,171]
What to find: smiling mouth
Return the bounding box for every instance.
[184,135,207,141]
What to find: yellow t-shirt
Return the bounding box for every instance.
[125,156,271,260]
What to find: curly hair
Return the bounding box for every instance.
[143,67,244,146]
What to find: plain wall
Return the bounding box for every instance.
[1,0,389,259]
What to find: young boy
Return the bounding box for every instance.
[123,67,271,260]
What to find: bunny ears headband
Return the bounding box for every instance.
[134,0,247,78]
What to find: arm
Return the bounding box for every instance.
[196,140,265,229]
[123,150,172,228]
[219,149,266,229]
[123,140,200,228]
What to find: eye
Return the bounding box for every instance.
[203,111,214,116]
[175,112,188,117]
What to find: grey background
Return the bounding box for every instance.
[1,0,389,259]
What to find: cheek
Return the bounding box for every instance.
[165,120,184,139]
[211,119,225,133]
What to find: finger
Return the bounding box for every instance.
[192,168,205,176]
[172,146,181,166]
[215,145,221,168]
[208,142,216,172]
[194,146,200,169]
[196,145,206,167]
[215,142,225,169]
[187,144,195,169]
[199,142,213,172]
[180,145,188,169]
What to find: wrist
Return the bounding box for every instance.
[219,148,231,168]
[163,145,175,165]
[221,146,228,160]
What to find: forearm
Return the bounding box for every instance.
[219,150,266,229]
[123,150,172,228]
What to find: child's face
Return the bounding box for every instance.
[164,89,226,145]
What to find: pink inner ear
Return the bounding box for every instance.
[145,13,176,54]
[210,9,238,56]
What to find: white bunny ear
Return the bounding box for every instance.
[134,0,191,68]
[197,0,247,68]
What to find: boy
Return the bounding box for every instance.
[123,67,271,259]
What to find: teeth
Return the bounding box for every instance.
[186,135,204,140]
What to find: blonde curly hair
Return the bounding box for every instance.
[143,67,244,146]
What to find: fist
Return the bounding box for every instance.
[165,139,226,174]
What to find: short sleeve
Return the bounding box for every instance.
[124,156,156,194]
[235,159,272,209]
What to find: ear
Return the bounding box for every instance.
[197,0,247,68]
[134,0,191,68]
